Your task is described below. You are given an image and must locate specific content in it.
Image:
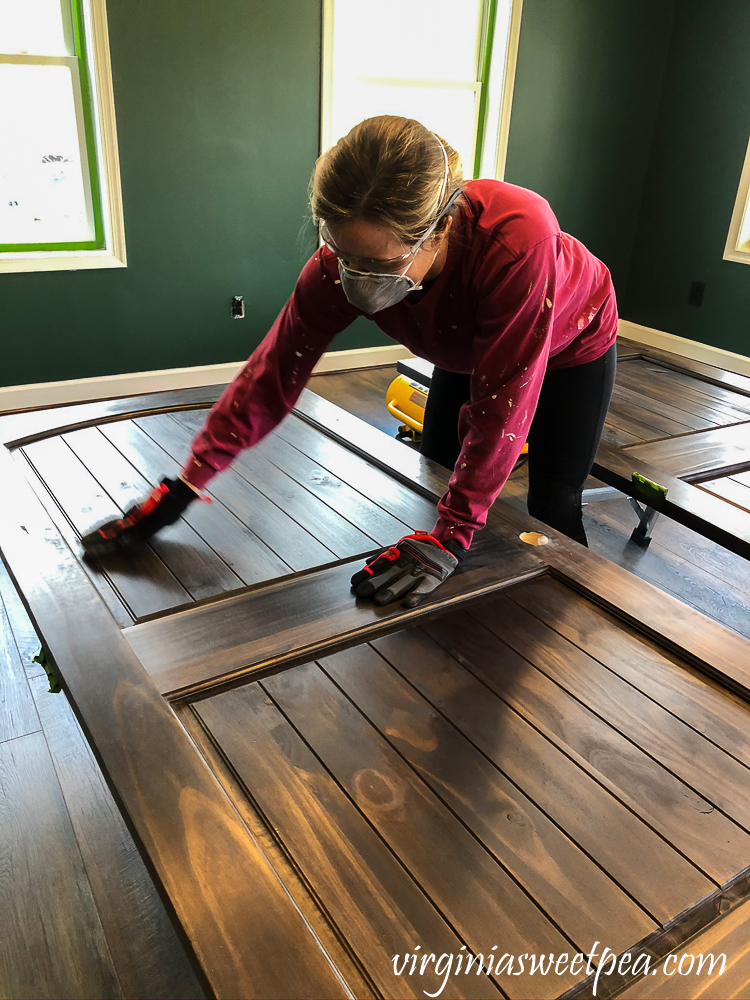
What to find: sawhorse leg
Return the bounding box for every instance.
[628,497,660,548]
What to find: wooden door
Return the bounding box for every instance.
[2,388,750,999]
[593,339,750,558]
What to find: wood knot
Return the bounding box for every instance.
[353,768,405,814]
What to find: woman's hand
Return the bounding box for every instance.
[350,531,464,608]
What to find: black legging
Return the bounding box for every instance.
[419,344,617,546]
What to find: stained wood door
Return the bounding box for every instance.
[593,339,750,559]
[2,388,750,999]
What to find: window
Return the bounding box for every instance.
[0,0,125,272]
[321,0,522,180]
[724,136,750,265]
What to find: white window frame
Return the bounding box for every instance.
[320,0,523,180]
[0,0,126,274]
[724,136,750,266]
[485,0,522,179]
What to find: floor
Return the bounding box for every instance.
[1,365,749,998]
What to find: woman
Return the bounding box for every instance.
[83,115,618,608]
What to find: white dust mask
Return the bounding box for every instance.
[337,255,426,313]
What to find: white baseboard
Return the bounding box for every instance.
[0,344,413,414]
[618,319,750,377]
[5,322,746,414]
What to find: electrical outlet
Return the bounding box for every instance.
[231,295,245,319]
[688,281,705,307]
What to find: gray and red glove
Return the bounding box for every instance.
[81,477,204,559]
[351,531,466,608]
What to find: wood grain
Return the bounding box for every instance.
[468,594,750,831]
[616,338,643,360]
[196,683,503,1000]
[136,412,338,571]
[0,445,350,999]
[4,377,750,1000]
[583,495,750,598]
[274,413,436,527]
[0,731,121,999]
[166,410,385,553]
[11,448,135,627]
[22,435,191,619]
[293,390,750,685]
[253,431,410,543]
[509,576,750,768]
[298,385,750,563]
[582,504,750,637]
[609,380,715,433]
[585,348,750,555]
[372,626,712,922]
[318,640,655,954]
[698,475,750,514]
[623,422,750,480]
[310,367,402,438]
[615,340,750,398]
[423,609,750,883]
[613,365,735,428]
[592,441,750,560]
[658,366,750,415]
[30,674,205,999]
[618,897,750,998]
[0,385,224,449]
[177,407,418,545]
[175,701,378,1000]
[606,388,697,442]
[295,389,449,500]
[262,659,578,998]
[124,529,545,699]
[0,580,40,743]
[0,558,45,678]
[616,363,750,426]
[100,418,291,586]
[64,425,244,601]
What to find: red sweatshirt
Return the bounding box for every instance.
[182,179,617,549]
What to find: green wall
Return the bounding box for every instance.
[622,0,750,357]
[504,0,674,294]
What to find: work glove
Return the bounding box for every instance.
[351,531,465,608]
[81,476,203,559]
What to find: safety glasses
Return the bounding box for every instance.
[319,188,462,275]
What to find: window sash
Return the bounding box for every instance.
[321,0,520,182]
[724,137,750,264]
[0,0,104,252]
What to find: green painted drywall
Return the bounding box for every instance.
[622,0,750,357]
[0,0,390,387]
[504,0,674,294]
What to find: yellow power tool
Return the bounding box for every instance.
[386,358,528,456]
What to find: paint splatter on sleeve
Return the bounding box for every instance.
[432,239,557,549]
[181,250,360,488]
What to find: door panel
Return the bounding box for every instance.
[188,574,750,997]
[123,527,542,698]
[698,470,750,514]
[591,339,750,559]
[3,386,750,998]
[14,405,442,625]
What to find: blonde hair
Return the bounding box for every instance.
[311,115,464,246]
